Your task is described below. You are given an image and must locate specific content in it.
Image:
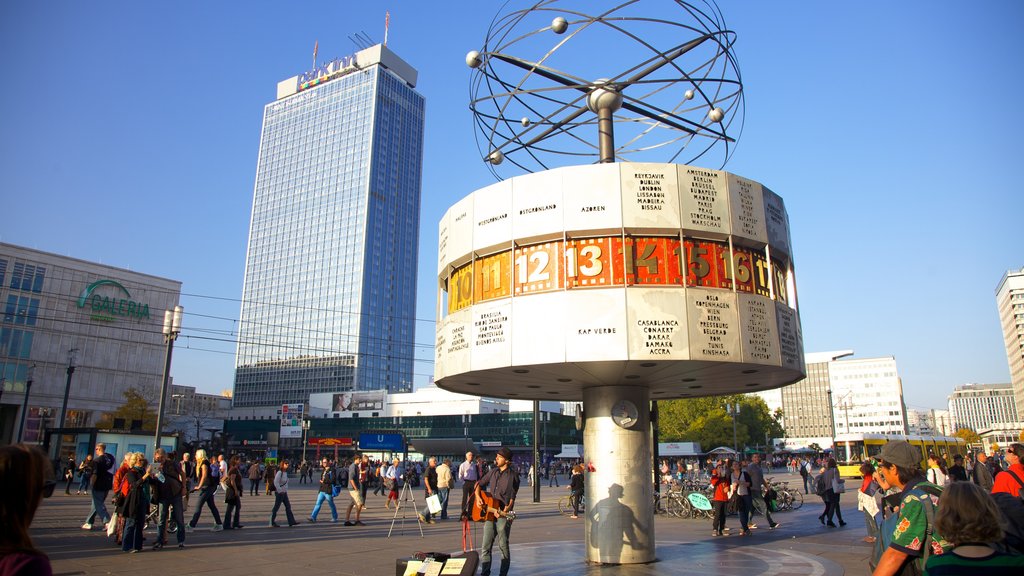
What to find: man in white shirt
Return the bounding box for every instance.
[458,451,480,520]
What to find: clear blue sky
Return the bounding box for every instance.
[2,1,1021,411]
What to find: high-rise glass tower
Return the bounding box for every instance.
[233,45,425,407]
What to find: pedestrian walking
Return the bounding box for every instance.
[270,460,300,527]
[186,449,223,532]
[82,443,114,530]
[77,454,93,495]
[248,459,262,496]
[223,456,244,529]
[309,457,339,523]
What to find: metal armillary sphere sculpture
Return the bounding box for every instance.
[467,0,744,179]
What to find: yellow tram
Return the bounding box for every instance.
[833,433,968,478]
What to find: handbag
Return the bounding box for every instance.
[833,476,846,494]
[426,494,442,514]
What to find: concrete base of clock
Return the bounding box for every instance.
[582,385,655,564]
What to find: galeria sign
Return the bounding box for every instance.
[77,279,150,322]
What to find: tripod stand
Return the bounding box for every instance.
[388,478,424,538]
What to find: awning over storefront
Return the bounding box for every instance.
[658,442,702,456]
[555,444,582,458]
[407,437,476,456]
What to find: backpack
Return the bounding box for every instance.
[869,483,942,576]
[210,462,221,479]
[991,471,1024,554]
[814,474,828,496]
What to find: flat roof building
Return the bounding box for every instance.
[996,268,1024,418]
[233,44,425,407]
[0,243,181,448]
[947,383,1018,434]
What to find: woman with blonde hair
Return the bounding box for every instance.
[0,444,55,575]
[186,449,223,531]
[924,481,1024,573]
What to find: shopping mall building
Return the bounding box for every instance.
[0,242,181,449]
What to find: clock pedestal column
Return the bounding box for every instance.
[582,385,655,564]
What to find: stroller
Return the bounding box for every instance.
[144,502,178,534]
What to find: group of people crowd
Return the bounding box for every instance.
[857,441,1024,575]
[1,441,523,576]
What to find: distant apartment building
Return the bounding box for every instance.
[779,350,908,448]
[907,408,952,436]
[947,383,1018,433]
[996,268,1024,418]
[828,355,908,435]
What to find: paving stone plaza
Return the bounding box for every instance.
[34,471,871,575]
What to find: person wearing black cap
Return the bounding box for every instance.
[871,440,952,576]
[474,446,520,576]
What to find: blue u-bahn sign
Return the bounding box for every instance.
[358,431,405,452]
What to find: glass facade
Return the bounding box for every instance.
[233,52,425,407]
[224,412,581,460]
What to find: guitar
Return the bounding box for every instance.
[470,491,517,522]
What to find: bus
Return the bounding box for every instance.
[832,433,968,478]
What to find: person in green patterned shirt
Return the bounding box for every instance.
[924,481,1024,575]
[872,440,953,576]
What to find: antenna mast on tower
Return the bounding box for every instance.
[384,11,390,46]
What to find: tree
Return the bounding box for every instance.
[95,387,159,431]
[659,394,783,451]
[954,427,981,445]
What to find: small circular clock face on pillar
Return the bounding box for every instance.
[611,400,639,429]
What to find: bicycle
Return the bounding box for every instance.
[558,493,586,517]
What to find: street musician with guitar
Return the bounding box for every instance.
[473,446,520,576]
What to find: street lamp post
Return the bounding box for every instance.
[54,348,79,460]
[827,388,836,455]
[172,393,185,415]
[154,306,183,453]
[726,402,740,454]
[17,364,36,442]
[301,419,311,463]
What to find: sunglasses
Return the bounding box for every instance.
[42,480,56,498]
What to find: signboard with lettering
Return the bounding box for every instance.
[562,163,622,233]
[727,174,767,245]
[473,181,513,253]
[471,300,512,371]
[678,166,730,238]
[626,288,689,360]
[511,170,562,241]
[565,290,628,363]
[775,302,804,371]
[308,437,354,446]
[447,195,475,272]
[762,187,791,257]
[738,293,780,366]
[443,308,472,377]
[279,403,304,439]
[621,162,681,231]
[77,279,152,323]
[685,288,740,362]
[358,432,405,452]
